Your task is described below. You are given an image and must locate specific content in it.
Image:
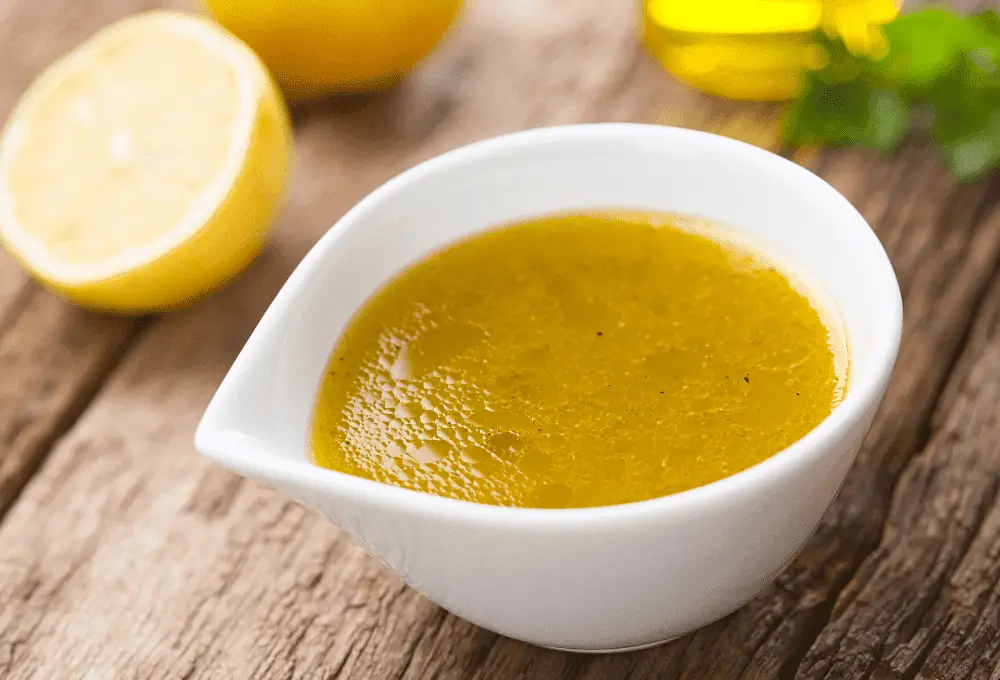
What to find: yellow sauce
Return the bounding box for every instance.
[311,212,847,508]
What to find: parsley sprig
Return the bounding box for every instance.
[781,8,1000,183]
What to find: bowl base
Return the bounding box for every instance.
[543,634,683,654]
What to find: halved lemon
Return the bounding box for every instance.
[0,11,292,311]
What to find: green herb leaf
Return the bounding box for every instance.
[780,7,1000,183]
[971,9,1000,37]
[782,77,909,152]
[879,8,978,94]
[926,49,1000,182]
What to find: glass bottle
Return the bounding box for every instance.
[641,0,900,101]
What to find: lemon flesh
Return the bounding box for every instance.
[202,0,465,99]
[0,11,292,311]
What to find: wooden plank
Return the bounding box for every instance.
[0,287,141,516]
[0,0,174,514]
[2,4,999,680]
[795,260,1000,678]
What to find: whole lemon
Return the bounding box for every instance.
[202,0,465,100]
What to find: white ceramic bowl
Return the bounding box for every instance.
[195,123,902,652]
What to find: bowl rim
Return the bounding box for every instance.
[196,122,903,531]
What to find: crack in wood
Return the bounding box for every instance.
[0,306,149,520]
[795,261,1000,679]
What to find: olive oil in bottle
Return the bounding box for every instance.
[641,0,900,101]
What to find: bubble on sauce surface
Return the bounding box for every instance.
[311,213,847,508]
[409,439,452,465]
[488,431,521,455]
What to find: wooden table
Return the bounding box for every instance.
[2,1,999,678]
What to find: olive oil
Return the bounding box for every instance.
[311,212,847,508]
[641,0,900,101]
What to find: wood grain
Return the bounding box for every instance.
[0,0,169,515]
[797,264,1000,678]
[2,0,1000,679]
[0,287,141,517]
